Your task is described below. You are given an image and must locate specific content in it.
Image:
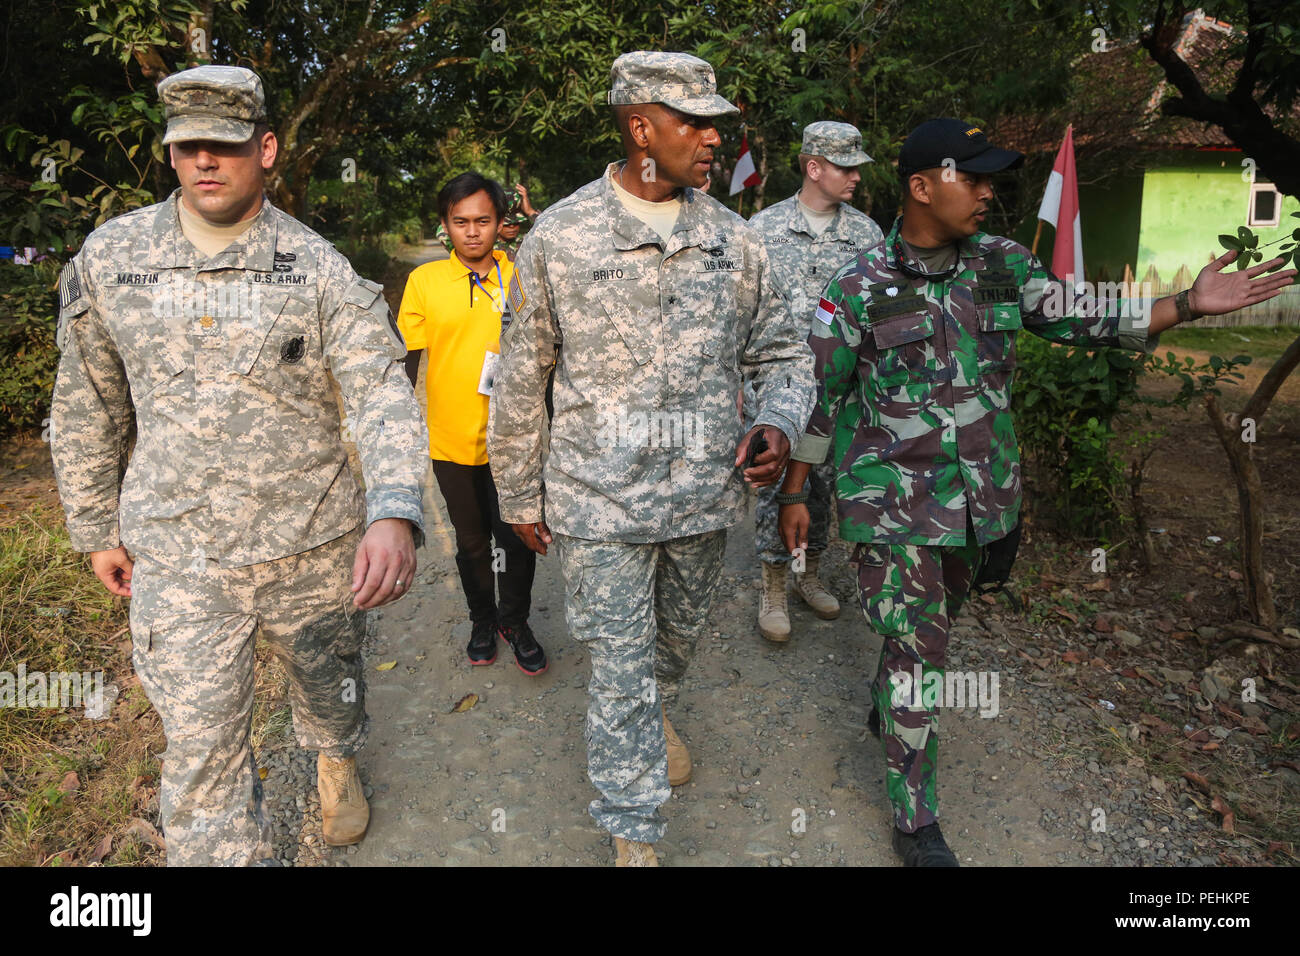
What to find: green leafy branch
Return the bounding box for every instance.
[1217,212,1300,275]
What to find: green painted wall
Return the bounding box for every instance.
[1137,151,1300,282]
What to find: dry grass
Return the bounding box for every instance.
[0,499,298,866]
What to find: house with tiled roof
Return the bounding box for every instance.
[999,9,1299,317]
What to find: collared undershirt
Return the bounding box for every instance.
[610,165,682,244]
[177,197,256,258]
[901,237,959,276]
[796,192,836,237]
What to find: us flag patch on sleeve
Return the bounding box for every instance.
[508,273,525,315]
[815,296,836,325]
[58,261,82,311]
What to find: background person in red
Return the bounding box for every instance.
[398,173,546,675]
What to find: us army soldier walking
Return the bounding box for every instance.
[50,66,429,866]
[747,121,883,643]
[487,52,814,866]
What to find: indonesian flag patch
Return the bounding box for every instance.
[815,296,836,325]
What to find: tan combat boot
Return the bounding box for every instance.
[614,837,659,867]
[662,703,692,786]
[317,754,370,846]
[793,552,841,620]
[758,561,791,643]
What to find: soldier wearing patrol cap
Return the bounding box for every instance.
[747,120,884,644]
[487,51,814,866]
[50,65,430,865]
[778,117,1296,865]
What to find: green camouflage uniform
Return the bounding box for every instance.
[792,215,1152,832]
[496,212,530,259]
[488,53,814,844]
[50,66,428,866]
[747,121,882,563]
[434,221,454,254]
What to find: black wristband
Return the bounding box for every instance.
[775,490,810,505]
[1175,289,1195,324]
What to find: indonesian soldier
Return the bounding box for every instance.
[487,51,814,866]
[50,66,429,865]
[778,118,1296,866]
[747,121,884,643]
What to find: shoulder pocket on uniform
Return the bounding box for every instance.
[871,310,934,349]
[344,277,384,311]
[56,297,91,350]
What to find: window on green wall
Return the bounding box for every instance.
[1248,181,1281,228]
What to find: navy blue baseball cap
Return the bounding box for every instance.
[898,118,1024,177]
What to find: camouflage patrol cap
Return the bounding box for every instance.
[158,65,268,145]
[606,51,739,117]
[801,121,872,166]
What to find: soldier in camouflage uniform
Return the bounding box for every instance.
[50,66,429,866]
[495,211,530,260]
[487,51,814,866]
[747,121,884,643]
[778,118,1296,866]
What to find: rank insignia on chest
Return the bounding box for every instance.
[279,335,306,364]
[864,281,922,321]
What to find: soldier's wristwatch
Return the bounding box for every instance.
[1175,289,1195,325]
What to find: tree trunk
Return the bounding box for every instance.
[1205,393,1274,630]
[1201,330,1300,631]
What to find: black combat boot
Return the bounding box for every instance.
[892,822,960,867]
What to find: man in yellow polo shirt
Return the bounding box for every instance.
[398,172,546,674]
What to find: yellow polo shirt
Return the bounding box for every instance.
[396,250,513,465]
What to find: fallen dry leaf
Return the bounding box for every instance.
[123,818,166,851]
[1083,577,1111,592]
[258,767,268,780]
[88,834,113,864]
[1211,795,1236,833]
[375,661,397,672]
[1133,667,1163,688]
[59,771,80,795]
[1063,650,1086,664]
[1201,741,1220,752]
[1053,606,1078,623]
[1183,771,1212,794]
[450,693,478,714]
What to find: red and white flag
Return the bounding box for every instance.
[729,134,760,195]
[1037,124,1084,282]
[815,296,836,325]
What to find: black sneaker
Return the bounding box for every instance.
[868,702,881,739]
[467,618,498,666]
[892,823,959,867]
[499,622,547,676]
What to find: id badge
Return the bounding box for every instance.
[477,350,500,396]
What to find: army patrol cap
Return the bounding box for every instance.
[159,65,268,145]
[606,51,739,118]
[897,118,1024,177]
[802,121,872,166]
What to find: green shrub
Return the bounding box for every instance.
[1011,334,1144,539]
[0,259,60,437]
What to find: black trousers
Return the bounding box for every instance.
[430,459,536,628]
